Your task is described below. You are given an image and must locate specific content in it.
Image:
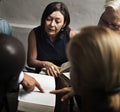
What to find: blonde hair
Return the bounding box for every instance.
[67,26,120,112]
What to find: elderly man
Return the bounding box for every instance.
[99,0,120,34]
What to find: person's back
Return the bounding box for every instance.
[0,33,25,112]
[67,26,120,112]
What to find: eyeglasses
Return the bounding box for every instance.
[100,18,120,31]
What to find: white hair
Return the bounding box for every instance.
[105,0,120,10]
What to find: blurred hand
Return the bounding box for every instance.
[21,73,44,93]
[50,87,74,102]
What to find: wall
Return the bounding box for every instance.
[0,0,105,63]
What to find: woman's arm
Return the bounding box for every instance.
[27,29,41,67]
[27,30,61,77]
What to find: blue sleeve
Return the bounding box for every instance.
[0,19,13,35]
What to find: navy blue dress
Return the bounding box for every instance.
[34,26,70,73]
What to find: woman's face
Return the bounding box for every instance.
[45,11,65,37]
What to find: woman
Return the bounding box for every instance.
[67,26,120,112]
[27,2,76,112]
[27,2,76,77]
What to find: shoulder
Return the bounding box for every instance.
[29,25,41,36]
[69,29,77,39]
[0,18,10,28]
[28,26,42,41]
[64,27,76,38]
[0,18,8,23]
[29,29,35,36]
[0,18,13,35]
[28,29,36,41]
[33,26,41,32]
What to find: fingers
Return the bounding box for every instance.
[22,73,45,93]
[50,88,67,94]
[35,81,45,93]
[26,86,34,92]
[47,66,60,77]
[61,91,73,102]
[22,82,35,92]
[50,87,74,102]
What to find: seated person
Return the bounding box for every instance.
[27,2,76,112]
[51,0,120,110]
[67,25,120,112]
[0,33,25,112]
[0,18,44,93]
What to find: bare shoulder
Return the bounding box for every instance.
[70,29,77,39]
[29,29,35,37]
[28,29,36,40]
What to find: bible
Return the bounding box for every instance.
[60,61,71,85]
[18,72,56,112]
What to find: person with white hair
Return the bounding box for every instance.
[105,0,120,10]
[98,0,120,34]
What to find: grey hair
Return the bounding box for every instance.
[105,0,120,10]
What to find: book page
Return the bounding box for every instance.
[18,72,56,112]
[62,72,70,79]
[60,61,71,73]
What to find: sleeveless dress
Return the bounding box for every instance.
[34,26,70,73]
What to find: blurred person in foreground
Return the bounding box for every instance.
[67,25,120,112]
[51,0,120,106]
[0,18,44,93]
[0,33,25,112]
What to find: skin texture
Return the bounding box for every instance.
[45,11,65,40]
[21,73,44,92]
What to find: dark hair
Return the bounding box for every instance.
[0,33,25,112]
[0,33,25,89]
[41,2,70,31]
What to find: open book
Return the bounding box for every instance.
[18,72,56,112]
[59,61,71,85]
[40,61,71,80]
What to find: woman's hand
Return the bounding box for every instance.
[43,61,61,77]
